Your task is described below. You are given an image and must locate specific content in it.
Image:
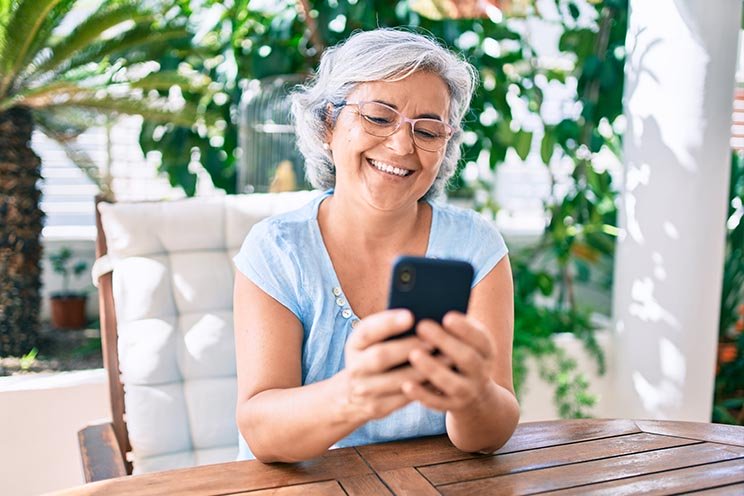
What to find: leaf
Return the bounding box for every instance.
[536,273,554,296]
[129,71,212,92]
[582,55,602,80]
[558,29,595,63]
[513,130,532,161]
[568,2,580,20]
[53,94,202,128]
[540,129,555,164]
[59,24,191,77]
[32,2,150,77]
[0,0,68,96]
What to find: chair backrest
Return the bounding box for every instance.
[95,191,319,475]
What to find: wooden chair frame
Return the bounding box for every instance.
[77,197,131,482]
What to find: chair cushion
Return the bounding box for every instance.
[98,191,318,473]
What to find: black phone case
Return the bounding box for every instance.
[387,256,474,339]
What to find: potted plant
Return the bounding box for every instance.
[48,247,89,330]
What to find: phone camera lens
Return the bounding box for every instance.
[397,265,415,291]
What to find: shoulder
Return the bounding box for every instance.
[431,200,499,237]
[430,200,508,285]
[243,196,317,249]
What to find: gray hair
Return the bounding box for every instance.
[290,28,478,200]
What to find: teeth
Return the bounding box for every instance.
[369,159,410,177]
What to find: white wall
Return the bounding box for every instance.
[520,331,614,422]
[0,370,110,496]
[613,0,742,421]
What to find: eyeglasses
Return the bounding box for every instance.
[337,100,454,152]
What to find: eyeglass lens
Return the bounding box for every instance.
[357,102,450,151]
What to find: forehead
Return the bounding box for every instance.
[347,71,451,118]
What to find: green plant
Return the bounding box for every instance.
[48,247,88,298]
[139,0,625,417]
[19,346,38,370]
[713,150,744,425]
[0,0,215,355]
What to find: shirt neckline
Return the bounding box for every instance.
[309,189,439,320]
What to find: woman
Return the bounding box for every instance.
[233,28,519,463]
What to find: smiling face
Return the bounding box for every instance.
[327,71,451,211]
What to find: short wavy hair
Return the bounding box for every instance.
[290,28,478,200]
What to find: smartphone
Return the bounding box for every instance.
[387,256,474,339]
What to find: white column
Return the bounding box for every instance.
[612,0,742,421]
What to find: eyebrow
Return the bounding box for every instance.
[372,99,444,121]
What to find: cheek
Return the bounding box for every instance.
[332,120,370,150]
[422,152,445,172]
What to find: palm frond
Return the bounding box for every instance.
[0,0,16,59]
[129,71,212,93]
[0,79,86,111]
[53,24,190,79]
[46,93,204,128]
[0,0,69,96]
[35,116,109,194]
[33,105,102,137]
[19,0,76,84]
[31,2,151,78]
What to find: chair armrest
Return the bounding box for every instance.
[78,421,127,482]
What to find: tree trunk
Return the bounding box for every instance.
[0,107,44,356]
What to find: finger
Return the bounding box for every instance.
[416,320,485,376]
[354,336,432,374]
[401,380,451,412]
[359,392,412,420]
[442,312,494,359]
[349,365,427,398]
[408,348,471,399]
[348,309,414,350]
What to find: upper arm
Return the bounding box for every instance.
[233,270,304,403]
[468,254,515,393]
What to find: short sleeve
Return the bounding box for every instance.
[233,220,302,320]
[468,211,509,286]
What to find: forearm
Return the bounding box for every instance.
[445,380,520,453]
[238,370,366,462]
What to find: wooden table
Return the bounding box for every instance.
[50,419,744,495]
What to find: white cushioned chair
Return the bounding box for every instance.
[79,191,319,482]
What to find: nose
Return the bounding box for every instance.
[384,121,416,155]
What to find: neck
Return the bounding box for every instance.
[320,189,428,257]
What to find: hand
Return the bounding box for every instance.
[402,312,497,412]
[343,309,434,422]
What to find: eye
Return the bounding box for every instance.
[414,121,447,140]
[414,128,440,140]
[363,114,394,126]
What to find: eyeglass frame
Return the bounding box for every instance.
[333,100,456,152]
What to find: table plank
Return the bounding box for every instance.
[419,432,697,485]
[355,436,480,472]
[494,419,643,455]
[636,420,744,447]
[356,419,642,473]
[540,458,744,496]
[690,483,744,495]
[437,442,744,496]
[232,480,346,495]
[377,467,441,496]
[338,474,393,496]
[48,447,370,496]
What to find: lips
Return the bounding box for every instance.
[367,158,413,177]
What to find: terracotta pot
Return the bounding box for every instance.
[50,295,88,330]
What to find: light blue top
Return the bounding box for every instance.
[233,190,508,460]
